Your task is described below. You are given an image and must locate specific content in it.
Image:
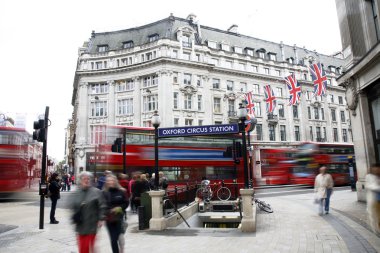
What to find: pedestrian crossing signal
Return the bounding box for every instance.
[32,119,46,142]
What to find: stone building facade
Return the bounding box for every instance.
[335,0,380,201]
[69,14,349,178]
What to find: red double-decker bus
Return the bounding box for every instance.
[0,126,30,194]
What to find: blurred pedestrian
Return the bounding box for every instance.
[141,173,151,192]
[159,171,169,192]
[48,172,61,224]
[131,174,145,212]
[97,170,112,190]
[366,164,380,235]
[61,173,68,191]
[314,166,334,215]
[67,173,71,191]
[117,174,130,209]
[149,173,156,189]
[129,174,137,212]
[103,175,128,253]
[70,171,106,253]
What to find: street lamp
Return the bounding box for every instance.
[237,103,249,189]
[151,111,161,190]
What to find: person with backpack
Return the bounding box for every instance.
[48,172,61,224]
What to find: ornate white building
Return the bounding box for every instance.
[69,14,350,175]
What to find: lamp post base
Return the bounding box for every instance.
[240,188,256,232]
[149,190,167,231]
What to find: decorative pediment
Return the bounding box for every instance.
[175,26,196,35]
[180,85,198,95]
[224,92,237,100]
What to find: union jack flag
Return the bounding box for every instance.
[309,62,327,97]
[264,85,276,113]
[244,92,255,116]
[285,73,302,105]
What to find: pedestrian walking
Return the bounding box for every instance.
[70,171,106,253]
[314,166,334,215]
[129,174,137,212]
[131,174,145,212]
[48,172,61,224]
[141,173,151,192]
[61,173,68,191]
[365,164,380,235]
[67,173,71,191]
[118,174,130,209]
[103,175,128,253]
[97,170,112,190]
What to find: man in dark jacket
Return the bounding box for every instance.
[48,172,61,224]
[71,171,107,253]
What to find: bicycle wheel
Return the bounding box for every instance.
[217,187,231,201]
[256,199,273,213]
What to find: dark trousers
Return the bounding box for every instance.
[106,221,122,253]
[50,197,58,222]
[325,188,332,212]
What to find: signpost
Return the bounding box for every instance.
[158,123,239,138]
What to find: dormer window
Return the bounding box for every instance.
[122,41,134,49]
[287,57,294,64]
[268,53,277,61]
[182,35,192,48]
[148,34,159,43]
[234,46,243,54]
[245,47,254,56]
[221,43,230,51]
[257,49,266,59]
[207,40,217,49]
[97,45,108,53]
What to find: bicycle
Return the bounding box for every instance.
[196,181,231,201]
[254,198,273,213]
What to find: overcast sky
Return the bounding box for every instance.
[0,0,342,161]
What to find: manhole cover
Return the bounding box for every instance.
[316,234,341,241]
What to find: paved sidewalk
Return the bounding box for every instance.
[0,189,378,253]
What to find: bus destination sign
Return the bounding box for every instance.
[158,123,239,138]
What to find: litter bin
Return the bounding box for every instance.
[140,192,151,229]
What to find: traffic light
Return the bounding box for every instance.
[111,138,122,153]
[223,146,233,158]
[32,119,46,142]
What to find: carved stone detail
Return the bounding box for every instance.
[180,85,198,95]
[342,78,358,115]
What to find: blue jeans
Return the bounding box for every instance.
[325,188,332,212]
[319,189,332,214]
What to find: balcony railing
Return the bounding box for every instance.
[316,137,326,142]
[267,114,278,124]
[228,111,237,117]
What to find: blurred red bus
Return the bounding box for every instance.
[0,126,29,193]
[291,142,355,186]
[260,148,297,185]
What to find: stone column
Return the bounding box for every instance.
[240,188,256,232]
[149,190,166,231]
[108,80,115,125]
[133,77,141,126]
[78,82,88,145]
